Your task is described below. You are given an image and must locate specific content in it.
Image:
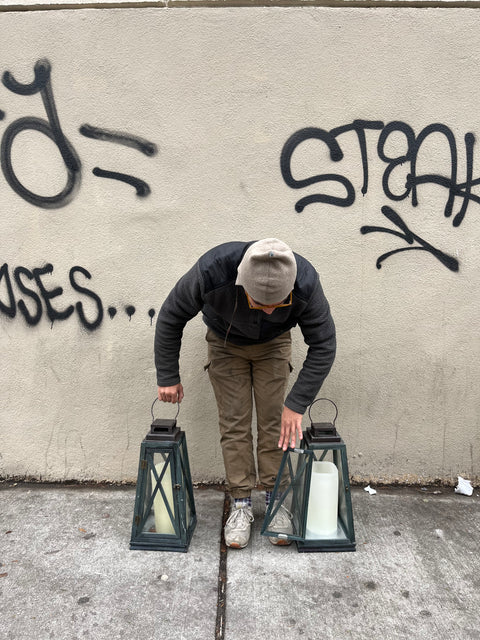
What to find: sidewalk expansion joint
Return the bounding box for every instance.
[215,491,230,640]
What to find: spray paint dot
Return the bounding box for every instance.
[125,305,136,320]
[108,307,117,319]
[148,308,156,325]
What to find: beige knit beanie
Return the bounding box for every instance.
[236,238,297,305]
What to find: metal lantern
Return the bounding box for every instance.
[130,402,196,552]
[262,398,355,553]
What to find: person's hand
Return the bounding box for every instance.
[158,384,184,404]
[278,406,303,451]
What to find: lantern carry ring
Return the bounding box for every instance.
[306,398,340,444]
[308,397,338,427]
[150,397,181,423]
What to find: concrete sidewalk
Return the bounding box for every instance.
[0,483,479,640]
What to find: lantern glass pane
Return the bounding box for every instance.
[262,449,312,541]
[333,448,355,539]
[299,443,355,547]
[137,451,177,537]
[305,448,341,540]
[288,451,310,537]
[146,452,175,535]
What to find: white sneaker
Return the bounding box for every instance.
[224,505,254,549]
[268,503,293,546]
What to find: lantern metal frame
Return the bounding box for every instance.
[262,398,355,553]
[130,403,196,552]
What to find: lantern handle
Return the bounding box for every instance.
[308,397,338,426]
[150,397,181,422]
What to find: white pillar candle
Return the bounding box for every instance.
[306,460,339,537]
[152,462,175,535]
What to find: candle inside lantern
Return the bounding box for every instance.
[306,460,339,537]
[152,462,175,534]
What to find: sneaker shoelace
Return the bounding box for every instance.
[227,506,254,529]
[271,504,292,528]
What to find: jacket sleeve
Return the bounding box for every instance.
[154,262,205,387]
[284,278,336,414]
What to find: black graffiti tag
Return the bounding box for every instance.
[281,120,477,272]
[1,59,81,208]
[0,59,158,208]
[0,262,102,329]
[0,262,158,330]
[360,206,459,272]
[79,124,157,196]
[69,266,104,330]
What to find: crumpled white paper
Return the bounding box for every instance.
[454,476,473,496]
[364,485,377,495]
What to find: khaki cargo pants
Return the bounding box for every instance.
[205,328,292,499]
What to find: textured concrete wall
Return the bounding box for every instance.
[0,5,479,485]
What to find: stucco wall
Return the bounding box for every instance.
[0,4,479,485]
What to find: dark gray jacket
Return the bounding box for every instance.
[154,241,336,414]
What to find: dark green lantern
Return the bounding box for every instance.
[130,402,196,552]
[262,398,355,553]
